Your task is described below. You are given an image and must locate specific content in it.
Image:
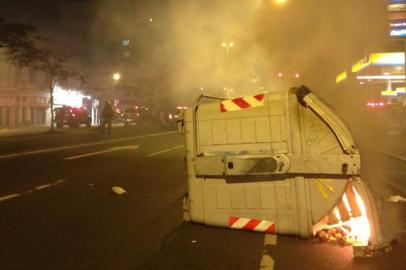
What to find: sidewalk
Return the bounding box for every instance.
[0,125,102,138]
[0,123,133,138]
[0,126,51,138]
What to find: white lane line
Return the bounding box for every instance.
[146,145,184,158]
[260,255,275,270]
[0,131,177,160]
[0,193,20,202]
[264,234,277,246]
[64,145,139,160]
[260,234,277,270]
[35,184,52,190]
[384,151,406,162]
[0,179,67,203]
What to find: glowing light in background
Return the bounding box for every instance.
[367,102,385,108]
[381,89,398,96]
[122,39,130,46]
[274,0,287,5]
[396,87,406,94]
[53,85,91,108]
[357,75,405,80]
[113,72,121,81]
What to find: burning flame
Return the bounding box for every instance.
[334,186,371,245]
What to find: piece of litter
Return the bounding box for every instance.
[88,183,94,186]
[386,195,406,203]
[191,240,198,244]
[112,186,127,195]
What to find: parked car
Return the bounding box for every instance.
[55,106,91,128]
[122,108,138,127]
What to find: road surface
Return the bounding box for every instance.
[0,126,404,270]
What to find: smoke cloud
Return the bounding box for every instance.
[91,0,389,103]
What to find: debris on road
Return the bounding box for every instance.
[315,225,354,246]
[386,195,406,203]
[112,186,127,195]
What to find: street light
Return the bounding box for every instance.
[222,41,234,54]
[275,0,287,5]
[113,72,121,81]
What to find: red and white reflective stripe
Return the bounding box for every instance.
[229,217,276,233]
[220,94,265,112]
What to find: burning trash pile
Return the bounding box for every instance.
[314,183,371,247]
[316,225,355,245]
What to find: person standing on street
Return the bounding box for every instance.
[101,100,114,134]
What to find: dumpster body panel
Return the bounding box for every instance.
[181,88,384,253]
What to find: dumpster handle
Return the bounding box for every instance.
[296,86,357,154]
[193,95,226,157]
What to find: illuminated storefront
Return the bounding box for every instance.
[53,85,99,126]
[0,55,98,128]
[336,52,406,105]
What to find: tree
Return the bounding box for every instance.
[28,48,84,132]
[0,17,41,66]
[1,18,83,132]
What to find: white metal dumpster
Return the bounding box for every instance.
[179,86,386,256]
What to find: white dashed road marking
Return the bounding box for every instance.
[384,151,406,162]
[146,145,184,157]
[260,234,277,270]
[260,255,275,270]
[0,131,177,159]
[64,145,139,160]
[0,194,20,202]
[0,179,67,203]
[35,184,53,190]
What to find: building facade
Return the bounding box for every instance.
[0,51,50,128]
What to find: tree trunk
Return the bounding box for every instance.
[49,81,55,132]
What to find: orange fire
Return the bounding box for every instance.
[333,186,371,245]
[315,184,372,246]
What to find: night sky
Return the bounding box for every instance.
[0,0,395,104]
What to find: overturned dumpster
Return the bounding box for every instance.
[179,86,388,257]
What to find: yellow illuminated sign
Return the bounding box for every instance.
[352,59,370,73]
[369,52,404,65]
[351,52,405,73]
[387,4,406,12]
[381,89,398,96]
[336,71,347,83]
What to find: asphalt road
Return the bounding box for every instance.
[0,126,404,270]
